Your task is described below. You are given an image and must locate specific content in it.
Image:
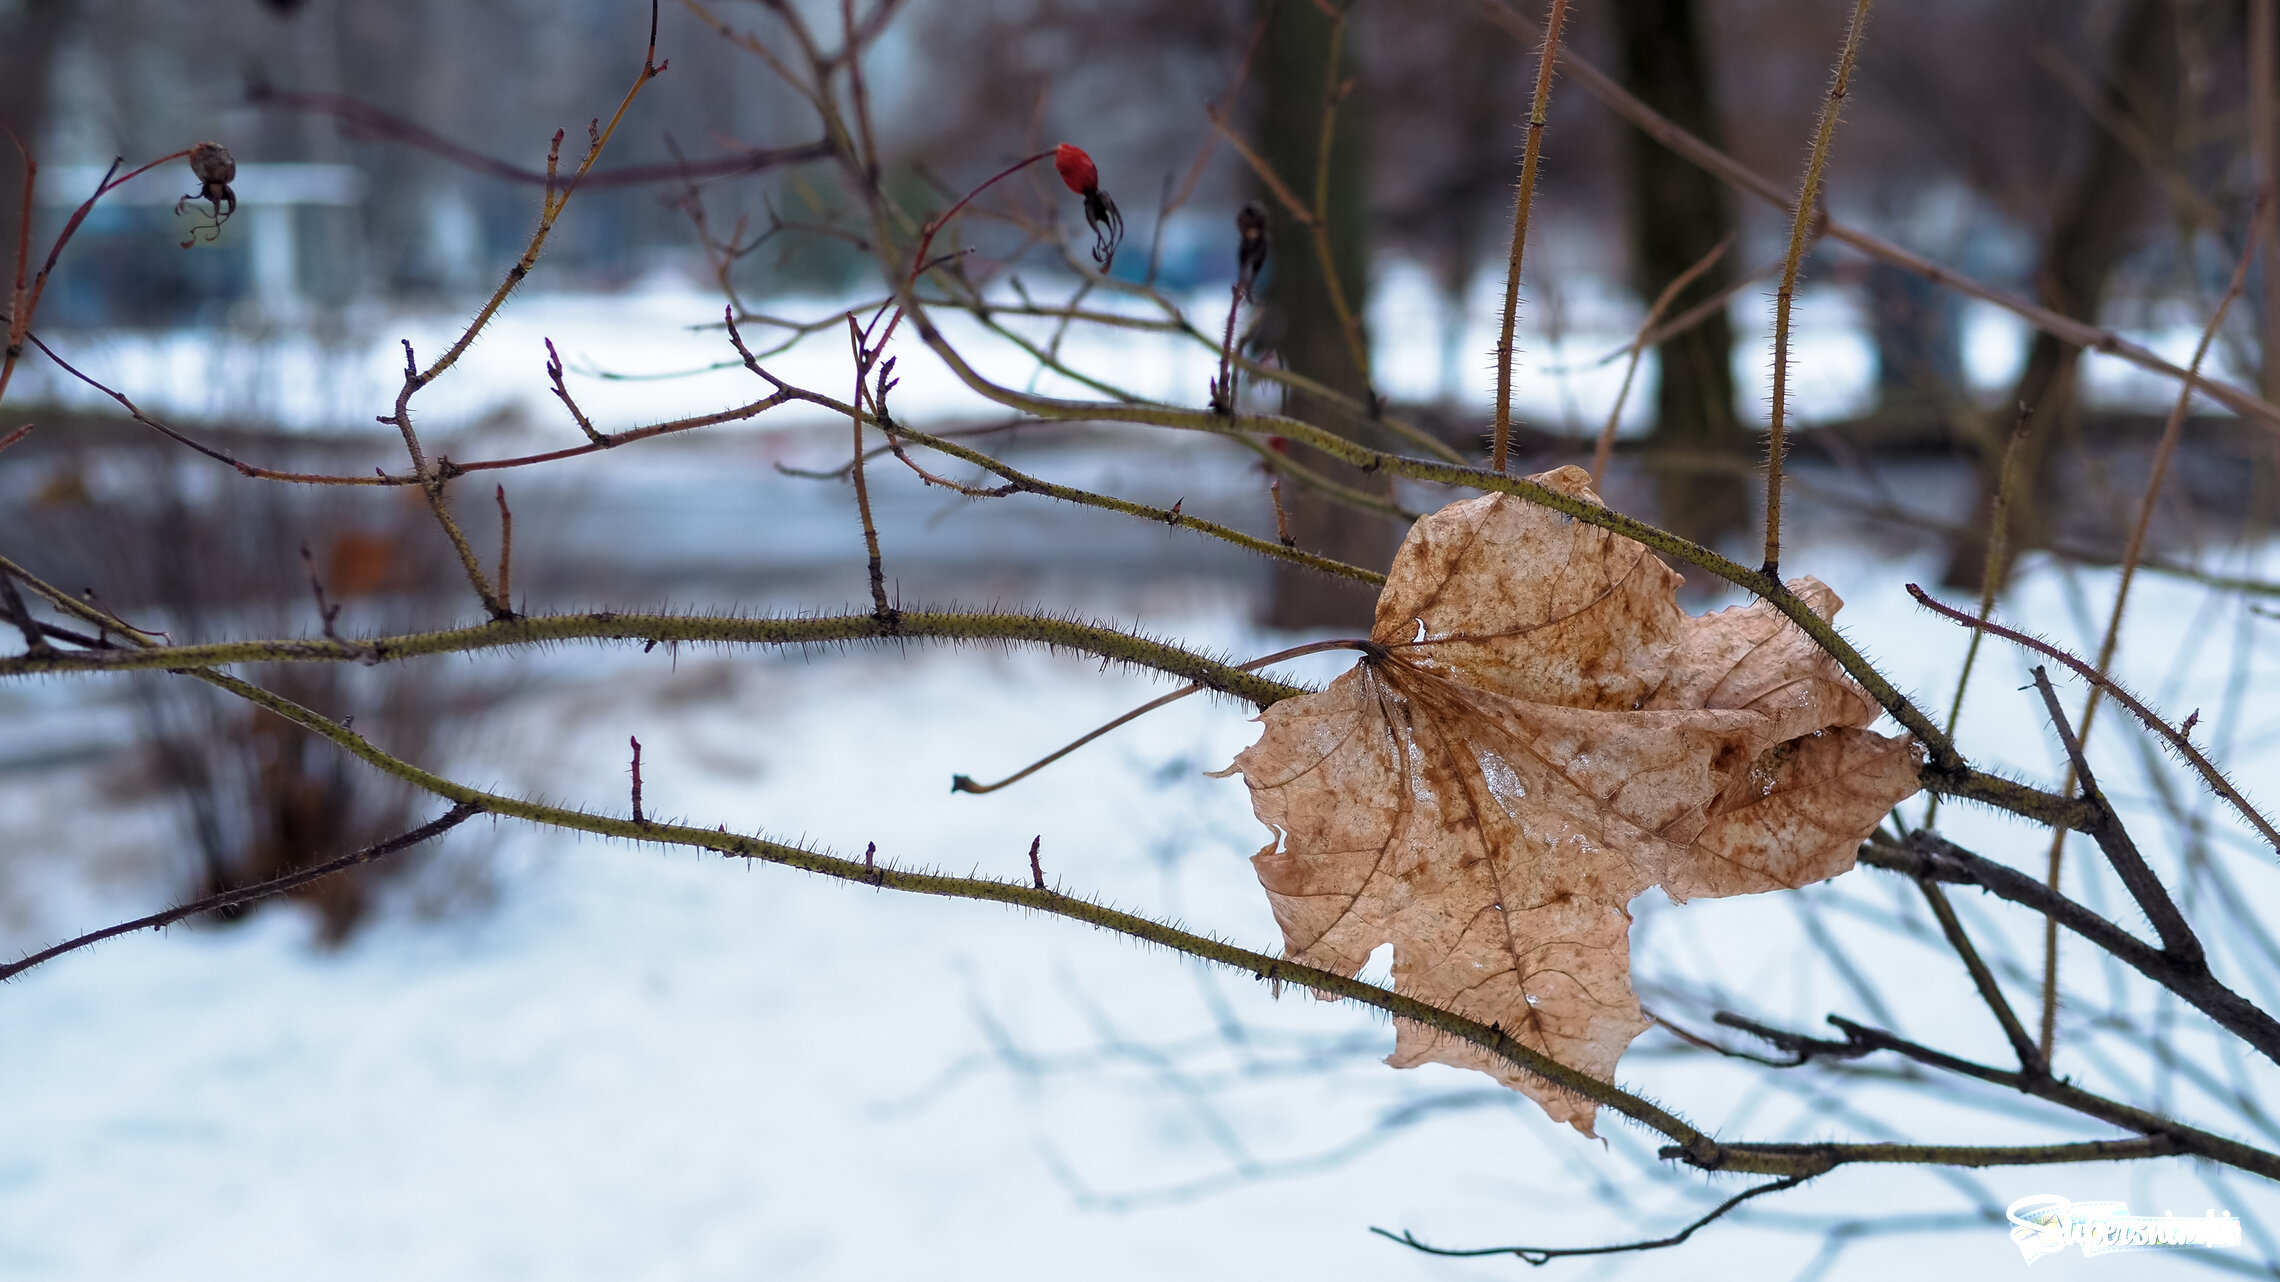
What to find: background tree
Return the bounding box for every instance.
[1611,0,1750,547]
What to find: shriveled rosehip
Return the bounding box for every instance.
[187,141,237,212]
[1051,143,1123,272]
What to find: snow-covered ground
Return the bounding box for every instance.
[5,523,2278,1278]
[4,276,2278,1278]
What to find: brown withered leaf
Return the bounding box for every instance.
[1223,466,1920,1133]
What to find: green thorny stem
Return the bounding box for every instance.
[3,537,2273,1184]
[18,632,2276,1184]
[1490,0,1568,475]
[885,285,2074,796]
[1764,0,1873,577]
[11,1,2272,1226]
[0,548,2084,840]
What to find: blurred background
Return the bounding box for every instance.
[2,0,2278,1277]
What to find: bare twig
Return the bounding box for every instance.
[882,424,1383,584]
[494,485,515,611]
[298,544,345,642]
[4,150,192,405]
[630,736,647,825]
[118,661,2280,1183]
[1269,474,1295,546]
[1906,585,2280,857]
[0,567,52,656]
[546,338,606,445]
[844,315,893,622]
[2026,666,2201,967]
[1211,203,1271,414]
[246,83,827,189]
[1590,234,1731,486]
[1917,880,2045,1075]
[0,803,482,983]
[1374,1174,1811,1262]
[1491,0,1569,475]
[1863,831,2280,1067]
[950,639,1366,795]
[1765,0,1874,577]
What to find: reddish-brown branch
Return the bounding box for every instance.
[1907,584,2280,856]
[244,89,830,191]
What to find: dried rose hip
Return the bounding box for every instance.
[1053,143,1123,273]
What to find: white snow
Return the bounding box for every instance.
[5,276,2277,1279]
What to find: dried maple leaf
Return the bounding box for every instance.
[1222,466,1920,1133]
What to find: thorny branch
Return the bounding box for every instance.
[8,1,2280,1266]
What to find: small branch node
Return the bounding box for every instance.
[629,735,646,825]
[298,543,345,642]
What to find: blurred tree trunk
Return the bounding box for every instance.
[1866,259,1963,427]
[1258,0,1393,630]
[0,0,72,295]
[1942,0,2179,590]
[1611,0,1749,547]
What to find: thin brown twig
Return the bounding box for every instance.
[3,149,192,406]
[1906,585,2280,857]
[881,424,1384,584]
[1374,1174,1812,1262]
[950,638,1366,795]
[546,337,606,445]
[298,544,345,642]
[1165,16,1271,221]
[2,120,32,391]
[0,804,482,983]
[1590,233,1730,486]
[1200,100,1371,404]
[629,736,647,825]
[409,0,669,395]
[1491,0,1568,475]
[1624,245,1794,363]
[844,315,892,621]
[0,568,52,656]
[1865,829,2280,1068]
[1917,880,2046,1075]
[245,83,829,190]
[2026,666,2202,967]
[385,339,504,618]
[494,485,515,611]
